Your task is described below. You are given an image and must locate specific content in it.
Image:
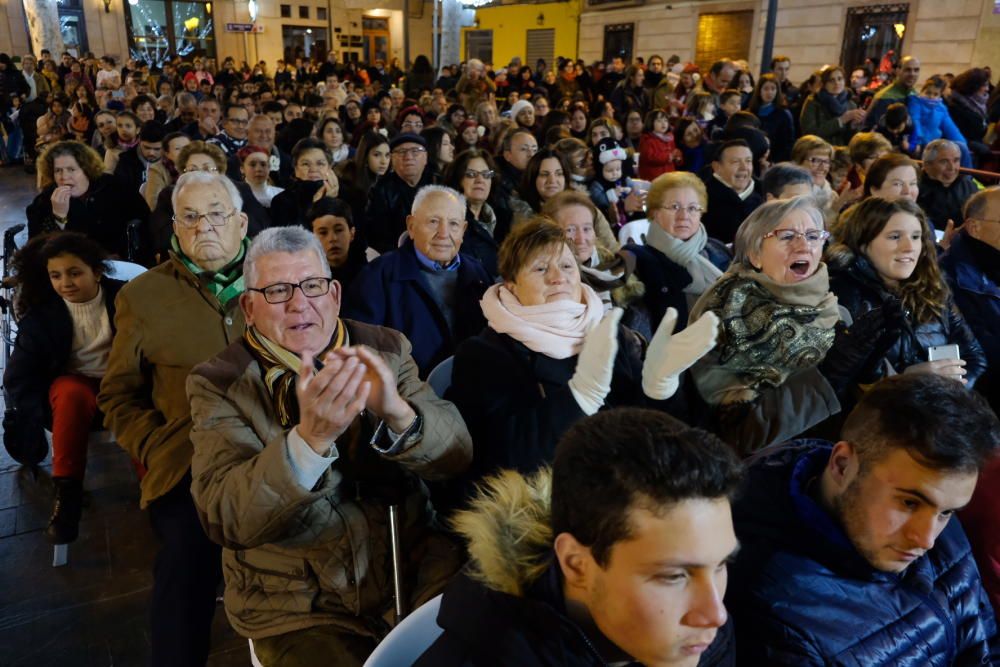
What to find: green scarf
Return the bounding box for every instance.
[171,236,248,307]
[690,264,840,396]
[243,322,348,427]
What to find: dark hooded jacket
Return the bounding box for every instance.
[728,440,1000,666]
[416,468,736,666]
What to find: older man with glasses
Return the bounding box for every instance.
[99,171,250,667]
[365,132,435,253]
[187,225,471,666]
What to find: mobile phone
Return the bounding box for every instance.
[928,344,960,362]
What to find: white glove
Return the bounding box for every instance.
[568,308,623,416]
[642,309,720,400]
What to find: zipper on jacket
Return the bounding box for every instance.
[913,588,956,664]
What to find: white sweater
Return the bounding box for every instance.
[64,287,112,378]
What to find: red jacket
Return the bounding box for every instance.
[638,131,677,180]
[960,454,1000,618]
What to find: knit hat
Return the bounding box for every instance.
[458,119,486,138]
[593,137,628,166]
[509,99,533,121]
[682,62,700,74]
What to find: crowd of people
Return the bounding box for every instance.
[2,44,1000,666]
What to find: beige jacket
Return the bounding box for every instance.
[187,320,472,640]
[98,254,246,507]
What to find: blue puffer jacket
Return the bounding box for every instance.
[728,439,1000,666]
[907,95,967,152]
[940,232,1000,364]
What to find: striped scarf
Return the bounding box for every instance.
[243,321,348,427]
[171,236,248,308]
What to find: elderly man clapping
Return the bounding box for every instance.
[187,226,471,666]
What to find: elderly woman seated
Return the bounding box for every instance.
[690,195,878,453]
[449,216,718,482]
[827,197,986,391]
[543,190,648,336]
[626,171,732,329]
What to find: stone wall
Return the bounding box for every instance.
[0,0,127,60]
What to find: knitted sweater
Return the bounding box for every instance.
[64,287,113,378]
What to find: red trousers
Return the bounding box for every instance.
[48,374,102,479]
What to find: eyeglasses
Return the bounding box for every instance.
[173,209,235,228]
[401,121,424,131]
[464,169,495,180]
[659,203,704,216]
[183,165,219,173]
[806,157,831,167]
[762,229,831,245]
[247,277,332,304]
[392,147,427,158]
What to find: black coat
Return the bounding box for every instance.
[268,179,327,230]
[3,279,125,427]
[947,97,989,146]
[418,564,735,667]
[460,204,511,280]
[829,252,987,387]
[700,175,765,245]
[26,174,149,260]
[364,169,435,253]
[627,239,731,327]
[449,325,656,483]
[112,147,151,194]
[917,173,980,231]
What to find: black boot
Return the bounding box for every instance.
[47,478,83,544]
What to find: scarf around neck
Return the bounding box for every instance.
[817,89,850,117]
[480,283,604,359]
[171,236,248,307]
[244,321,348,427]
[646,222,724,296]
[690,264,839,397]
[949,90,988,119]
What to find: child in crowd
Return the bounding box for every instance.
[875,102,912,154]
[686,91,716,130]
[707,89,742,139]
[589,137,642,231]
[906,76,972,166]
[676,116,707,174]
[456,119,486,152]
[638,109,682,180]
[102,110,140,173]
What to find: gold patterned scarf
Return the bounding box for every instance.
[244,321,348,427]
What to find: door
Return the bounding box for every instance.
[465,29,493,64]
[840,4,910,73]
[282,26,328,62]
[603,23,634,63]
[57,0,89,56]
[363,16,390,64]
[695,11,754,73]
[526,29,554,74]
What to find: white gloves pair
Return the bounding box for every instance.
[568,307,720,416]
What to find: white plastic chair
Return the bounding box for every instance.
[363,595,444,667]
[618,219,650,246]
[249,639,264,667]
[398,230,410,248]
[426,356,453,398]
[107,260,147,281]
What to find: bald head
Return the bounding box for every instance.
[407,186,468,264]
[898,56,921,89]
[248,115,276,151]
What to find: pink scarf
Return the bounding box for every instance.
[480,283,605,359]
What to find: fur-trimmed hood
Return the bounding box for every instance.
[451,468,554,597]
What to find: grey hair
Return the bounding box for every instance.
[963,186,1000,221]
[733,195,826,270]
[762,162,814,199]
[922,139,961,163]
[467,59,485,72]
[244,226,330,287]
[176,92,197,108]
[172,171,243,217]
[411,184,467,216]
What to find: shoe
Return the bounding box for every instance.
[47,477,83,544]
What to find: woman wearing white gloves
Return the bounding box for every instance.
[448,216,718,487]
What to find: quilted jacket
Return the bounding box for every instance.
[728,439,1000,666]
[186,320,472,640]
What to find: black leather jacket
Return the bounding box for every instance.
[829,251,987,387]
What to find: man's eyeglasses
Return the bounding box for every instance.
[762,229,831,245]
[172,209,235,228]
[247,277,333,304]
[464,169,495,180]
[659,203,704,216]
[392,147,427,158]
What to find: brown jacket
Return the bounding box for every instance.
[187,320,472,640]
[98,254,246,508]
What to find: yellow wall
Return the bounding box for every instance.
[461,0,580,67]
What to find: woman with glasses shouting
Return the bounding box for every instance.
[689,196,877,453]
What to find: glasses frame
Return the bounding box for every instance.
[246,276,334,304]
[658,203,704,216]
[172,208,236,228]
[762,228,831,245]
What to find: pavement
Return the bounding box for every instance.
[0,166,249,666]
